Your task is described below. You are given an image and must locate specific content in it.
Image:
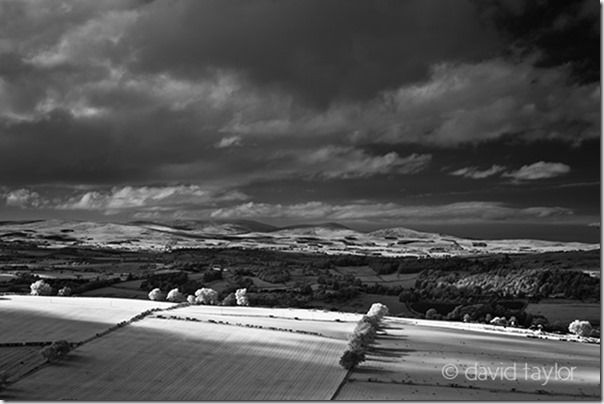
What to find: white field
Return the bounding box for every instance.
[154,305,360,340]
[0,295,174,343]
[335,317,600,400]
[8,317,349,400]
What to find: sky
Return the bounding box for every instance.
[0,0,600,241]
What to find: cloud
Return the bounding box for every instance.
[3,185,248,213]
[298,147,431,179]
[450,165,506,179]
[210,200,576,225]
[4,188,43,208]
[215,135,242,149]
[503,161,571,181]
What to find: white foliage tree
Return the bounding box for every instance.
[186,295,196,304]
[194,288,218,305]
[30,280,52,296]
[568,320,592,337]
[166,288,184,302]
[235,288,249,306]
[148,288,165,301]
[367,303,389,319]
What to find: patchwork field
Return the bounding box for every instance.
[335,317,600,400]
[1,296,599,400]
[0,295,173,343]
[7,317,350,400]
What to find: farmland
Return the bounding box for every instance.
[335,317,601,400]
[527,301,601,326]
[2,296,599,400]
[6,306,352,400]
[0,295,174,343]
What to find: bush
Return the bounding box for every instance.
[339,349,365,370]
[148,288,165,301]
[40,340,71,361]
[30,280,52,296]
[568,320,592,337]
[57,286,72,296]
[186,295,196,304]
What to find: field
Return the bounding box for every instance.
[0,346,46,382]
[0,295,173,343]
[1,296,600,400]
[527,301,601,326]
[334,317,600,400]
[7,316,350,400]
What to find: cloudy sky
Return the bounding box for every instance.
[0,0,600,241]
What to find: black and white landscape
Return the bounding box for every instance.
[0,0,600,401]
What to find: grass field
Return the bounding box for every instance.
[0,346,46,382]
[527,302,601,326]
[334,317,600,400]
[7,317,350,400]
[0,295,173,343]
[156,305,360,340]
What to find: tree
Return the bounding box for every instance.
[568,320,592,337]
[339,349,365,370]
[425,308,439,320]
[221,293,237,306]
[148,288,165,301]
[30,280,52,296]
[57,286,72,296]
[166,288,185,302]
[186,295,196,304]
[194,288,218,305]
[40,340,71,362]
[235,288,249,306]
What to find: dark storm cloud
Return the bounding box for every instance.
[0,0,599,233]
[476,0,600,83]
[124,0,501,106]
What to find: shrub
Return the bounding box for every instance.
[463,313,471,323]
[148,288,165,301]
[339,349,365,370]
[194,288,218,305]
[166,288,185,302]
[425,308,439,320]
[568,320,592,337]
[235,288,249,306]
[57,286,72,296]
[40,340,71,361]
[186,295,196,304]
[30,280,52,296]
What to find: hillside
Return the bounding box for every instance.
[0,220,598,258]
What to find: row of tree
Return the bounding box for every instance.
[339,303,389,370]
[148,287,249,306]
